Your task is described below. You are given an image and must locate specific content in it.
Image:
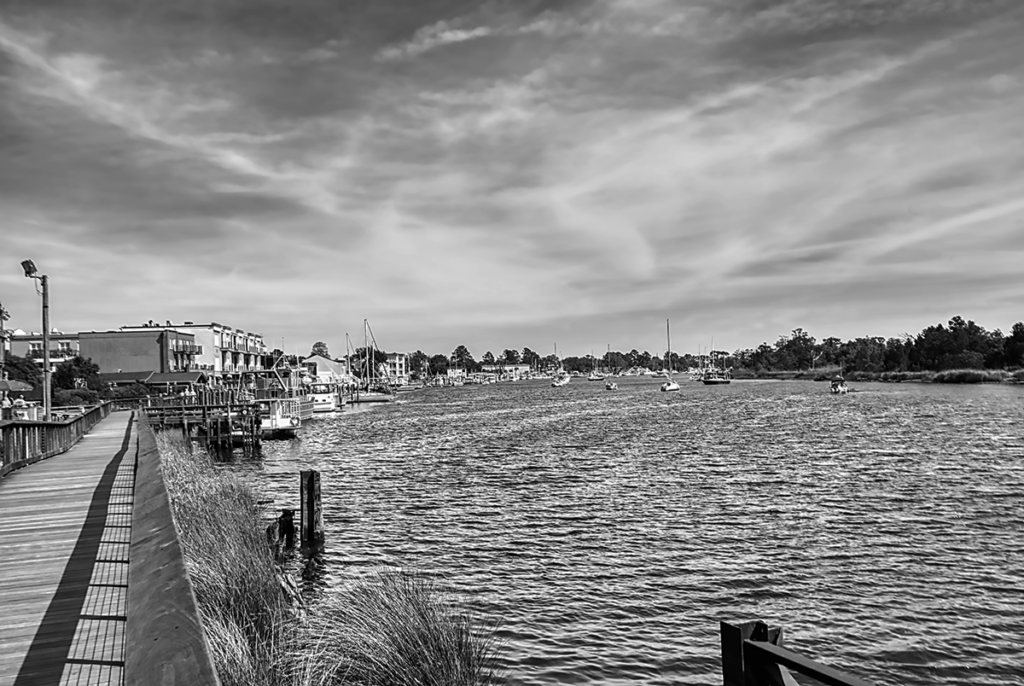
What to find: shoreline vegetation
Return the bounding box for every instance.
[157,432,504,686]
[731,366,1024,384]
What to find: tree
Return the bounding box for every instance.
[1005,322,1024,368]
[53,356,104,392]
[451,345,477,372]
[521,347,540,369]
[502,349,521,365]
[428,354,450,376]
[482,351,495,365]
[3,354,42,388]
[408,350,429,379]
[309,341,330,358]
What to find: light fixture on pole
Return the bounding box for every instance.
[21,260,50,422]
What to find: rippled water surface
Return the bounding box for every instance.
[228,379,1024,685]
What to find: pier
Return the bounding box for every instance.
[0,410,218,686]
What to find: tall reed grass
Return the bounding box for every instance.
[931,368,1009,383]
[156,431,504,686]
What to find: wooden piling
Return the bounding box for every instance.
[300,470,324,550]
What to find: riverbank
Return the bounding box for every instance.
[731,366,1024,383]
[156,432,504,686]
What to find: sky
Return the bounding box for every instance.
[1,0,1023,359]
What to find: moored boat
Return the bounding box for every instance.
[660,319,680,392]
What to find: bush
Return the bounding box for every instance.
[53,388,101,406]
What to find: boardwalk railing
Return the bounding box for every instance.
[721,620,872,686]
[126,415,220,686]
[0,402,113,478]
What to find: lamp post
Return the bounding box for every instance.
[0,301,9,379]
[21,260,50,421]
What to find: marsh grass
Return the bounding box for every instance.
[931,368,1009,384]
[155,431,505,686]
[158,432,292,686]
[296,569,505,686]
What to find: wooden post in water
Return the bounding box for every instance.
[300,470,324,550]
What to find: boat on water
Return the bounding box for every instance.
[348,320,396,404]
[660,319,681,392]
[551,371,571,387]
[702,340,732,385]
[227,398,304,441]
[306,380,344,412]
[605,380,618,390]
[830,365,849,394]
[587,350,605,381]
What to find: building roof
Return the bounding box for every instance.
[99,371,155,384]
[149,372,209,385]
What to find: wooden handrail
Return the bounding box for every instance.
[721,620,873,686]
[744,640,872,686]
[0,402,113,478]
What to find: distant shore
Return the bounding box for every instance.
[730,367,1024,384]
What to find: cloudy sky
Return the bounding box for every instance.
[1,0,1022,358]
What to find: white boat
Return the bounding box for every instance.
[587,350,605,381]
[605,380,618,390]
[230,399,304,441]
[830,364,849,394]
[306,381,343,412]
[551,371,570,387]
[660,319,681,392]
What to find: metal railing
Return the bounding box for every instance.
[0,402,113,478]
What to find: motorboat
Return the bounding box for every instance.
[830,376,849,394]
[660,319,680,392]
[551,371,571,387]
[605,380,618,390]
[306,381,343,412]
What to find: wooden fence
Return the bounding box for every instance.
[721,620,872,686]
[0,402,113,478]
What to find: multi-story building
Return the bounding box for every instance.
[79,327,200,374]
[6,328,82,372]
[120,321,269,379]
[385,353,409,385]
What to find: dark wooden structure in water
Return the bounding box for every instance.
[140,397,262,456]
[721,619,872,686]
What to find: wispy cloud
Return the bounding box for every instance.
[2,0,1023,356]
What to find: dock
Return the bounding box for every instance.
[0,411,136,685]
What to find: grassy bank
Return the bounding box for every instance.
[156,432,503,686]
[732,367,1023,383]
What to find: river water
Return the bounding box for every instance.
[227,378,1024,686]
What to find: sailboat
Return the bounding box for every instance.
[587,349,605,381]
[660,320,680,392]
[551,343,570,387]
[349,319,395,403]
[604,344,617,389]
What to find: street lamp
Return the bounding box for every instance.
[21,260,50,421]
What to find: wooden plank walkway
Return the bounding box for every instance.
[0,412,136,686]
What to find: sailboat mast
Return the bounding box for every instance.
[666,319,671,375]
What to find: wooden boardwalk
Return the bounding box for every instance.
[0,412,136,686]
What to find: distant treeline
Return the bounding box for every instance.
[400,316,1024,377]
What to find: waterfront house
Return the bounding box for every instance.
[120,321,271,381]
[385,352,409,386]
[79,327,200,375]
[301,355,350,381]
[6,328,81,373]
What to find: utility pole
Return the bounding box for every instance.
[0,301,8,380]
